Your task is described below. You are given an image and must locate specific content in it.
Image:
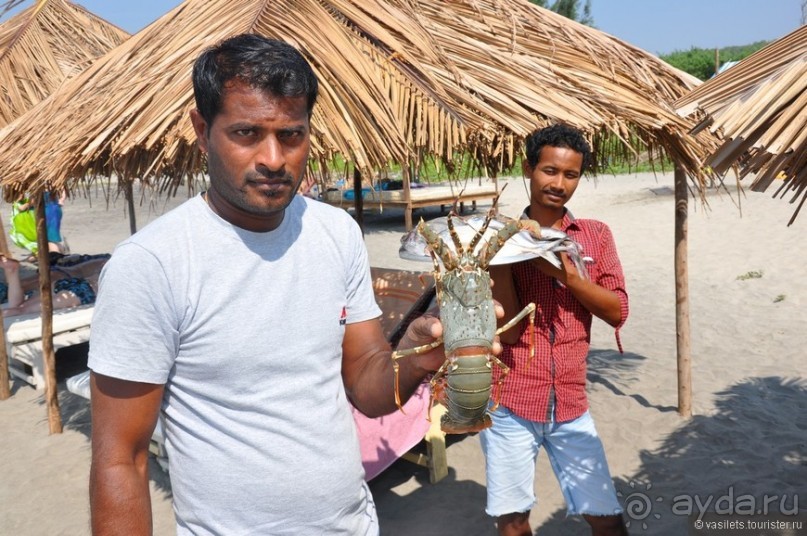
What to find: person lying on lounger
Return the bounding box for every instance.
[0,256,106,317]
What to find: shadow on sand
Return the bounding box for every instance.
[537,376,807,535]
[370,434,495,535]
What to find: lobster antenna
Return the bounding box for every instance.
[419,218,458,270]
[445,210,465,255]
[467,203,496,253]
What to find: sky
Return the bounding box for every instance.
[1,0,803,56]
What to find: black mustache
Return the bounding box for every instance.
[247,170,293,182]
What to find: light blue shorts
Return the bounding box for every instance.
[480,406,623,517]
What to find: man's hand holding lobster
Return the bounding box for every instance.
[395,302,506,375]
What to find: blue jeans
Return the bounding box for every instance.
[480,406,623,517]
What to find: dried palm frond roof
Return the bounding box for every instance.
[675,25,807,224]
[0,0,712,201]
[0,0,129,127]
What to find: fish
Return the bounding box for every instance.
[399,213,590,277]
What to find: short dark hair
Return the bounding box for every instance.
[192,34,319,124]
[524,124,592,172]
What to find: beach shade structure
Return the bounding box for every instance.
[0,0,716,419]
[0,0,129,127]
[0,0,128,413]
[0,0,713,205]
[675,25,807,225]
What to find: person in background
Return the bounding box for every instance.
[485,124,629,536]
[9,196,38,257]
[0,255,103,317]
[9,191,67,258]
[87,34,480,535]
[44,191,67,254]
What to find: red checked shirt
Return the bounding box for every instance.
[493,209,629,423]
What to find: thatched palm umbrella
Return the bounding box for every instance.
[675,25,807,225]
[0,0,711,196]
[0,0,129,127]
[0,0,715,420]
[0,0,127,415]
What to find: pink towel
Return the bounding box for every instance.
[351,382,432,480]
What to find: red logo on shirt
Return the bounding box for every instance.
[339,306,347,325]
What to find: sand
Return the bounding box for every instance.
[0,172,805,535]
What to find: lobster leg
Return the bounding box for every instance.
[495,302,536,336]
[496,302,537,368]
[489,355,511,411]
[427,359,451,417]
[391,338,444,411]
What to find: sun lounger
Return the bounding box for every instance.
[324,181,499,230]
[4,304,94,389]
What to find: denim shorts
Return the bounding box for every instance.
[479,406,623,517]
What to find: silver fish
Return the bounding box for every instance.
[399,213,589,278]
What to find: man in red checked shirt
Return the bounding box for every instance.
[485,124,629,536]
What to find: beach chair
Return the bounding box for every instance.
[4,304,94,389]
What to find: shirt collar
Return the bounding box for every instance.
[519,206,578,231]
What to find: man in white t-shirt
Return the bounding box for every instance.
[88,34,456,535]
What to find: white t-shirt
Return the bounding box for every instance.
[89,194,381,535]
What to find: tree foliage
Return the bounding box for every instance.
[528,0,593,25]
[660,41,770,80]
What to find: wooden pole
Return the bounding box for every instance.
[34,194,63,433]
[353,167,365,234]
[674,165,692,418]
[402,164,413,231]
[125,181,137,235]
[0,208,11,400]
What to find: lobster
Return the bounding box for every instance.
[392,204,588,434]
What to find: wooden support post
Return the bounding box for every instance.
[35,194,63,433]
[401,403,448,483]
[0,212,11,400]
[424,403,448,483]
[353,168,364,234]
[125,181,137,235]
[402,165,413,231]
[674,166,692,418]
[492,174,500,216]
[0,320,9,399]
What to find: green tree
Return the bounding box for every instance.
[528,0,594,26]
[661,41,770,80]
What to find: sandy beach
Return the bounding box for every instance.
[1,171,805,535]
